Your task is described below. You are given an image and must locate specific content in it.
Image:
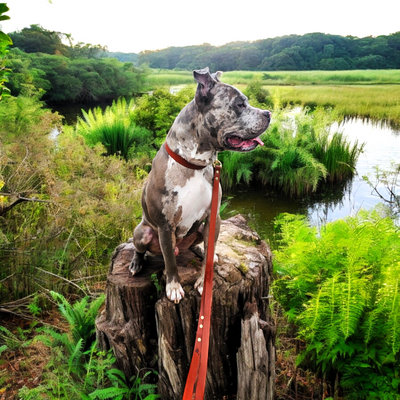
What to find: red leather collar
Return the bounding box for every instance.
[165,142,206,170]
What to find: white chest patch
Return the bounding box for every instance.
[173,170,212,236]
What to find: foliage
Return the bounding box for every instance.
[272,209,400,399]
[242,78,273,109]
[76,98,155,160]
[5,46,147,104]
[220,107,364,197]
[131,87,194,148]
[18,291,158,399]
[138,32,400,71]
[9,24,68,55]
[0,94,144,303]
[363,162,400,218]
[276,84,400,127]
[0,3,12,100]
[49,291,105,350]
[0,325,31,352]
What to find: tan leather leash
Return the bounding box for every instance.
[164,141,221,400]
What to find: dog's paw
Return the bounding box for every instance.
[166,281,185,304]
[129,252,144,275]
[194,275,204,296]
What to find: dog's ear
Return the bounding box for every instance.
[193,67,217,97]
[212,71,223,82]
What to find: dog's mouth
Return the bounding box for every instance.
[226,135,264,151]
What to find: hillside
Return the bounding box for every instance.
[137,32,400,71]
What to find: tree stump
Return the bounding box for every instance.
[96,215,276,400]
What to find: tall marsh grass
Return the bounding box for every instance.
[220,108,364,197]
[222,69,400,85]
[276,85,400,127]
[76,98,154,160]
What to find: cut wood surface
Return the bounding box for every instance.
[96,214,275,400]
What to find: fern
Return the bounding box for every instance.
[273,208,400,398]
[50,290,105,349]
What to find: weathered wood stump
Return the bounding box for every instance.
[96,215,275,400]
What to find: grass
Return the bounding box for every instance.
[274,85,400,127]
[145,69,400,86]
[144,69,400,126]
[223,69,400,85]
[144,70,193,89]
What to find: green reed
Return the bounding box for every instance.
[275,84,400,127]
[220,107,364,197]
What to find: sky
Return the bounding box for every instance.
[3,0,400,54]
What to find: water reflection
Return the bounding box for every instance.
[225,118,400,238]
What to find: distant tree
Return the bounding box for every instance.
[138,31,400,71]
[104,51,139,64]
[355,55,387,69]
[9,24,68,55]
[5,49,148,104]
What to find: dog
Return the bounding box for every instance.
[130,67,271,303]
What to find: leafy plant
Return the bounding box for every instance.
[49,291,105,350]
[76,98,155,160]
[89,370,160,400]
[0,325,31,352]
[273,209,400,399]
[131,87,194,148]
[0,3,12,100]
[19,292,159,399]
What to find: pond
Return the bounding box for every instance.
[224,118,400,238]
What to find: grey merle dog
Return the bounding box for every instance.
[130,67,271,303]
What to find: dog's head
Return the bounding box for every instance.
[193,67,271,152]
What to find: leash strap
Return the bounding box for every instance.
[182,160,221,400]
[165,142,206,170]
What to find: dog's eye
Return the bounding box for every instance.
[237,102,246,109]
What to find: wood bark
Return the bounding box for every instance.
[96,215,275,400]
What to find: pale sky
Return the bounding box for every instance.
[3,0,400,53]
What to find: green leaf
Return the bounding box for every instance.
[0,31,12,45]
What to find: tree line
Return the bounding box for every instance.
[137,32,400,71]
[6,25,145,105]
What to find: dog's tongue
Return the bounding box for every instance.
[254,136,264,146]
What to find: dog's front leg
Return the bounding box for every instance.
[159,226,185,304]
[194,214,221,295]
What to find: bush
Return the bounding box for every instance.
[76,98,155,160]
[0,95,145,303]
[131,87,194,148]
[273,209,400,399]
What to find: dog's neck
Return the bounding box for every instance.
[166,101,219,168]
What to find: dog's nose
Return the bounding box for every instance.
[263,110,271,122]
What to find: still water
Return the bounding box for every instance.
[225,119,400,237]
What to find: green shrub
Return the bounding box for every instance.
[76,98,155,160]
[0,95,144,303]
[220,107,363,196]
[273,209,400,399]
[131,87,194,148]
[18,292,159,400]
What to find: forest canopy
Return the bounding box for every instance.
[137,32,400,71]
[6,25,146,104]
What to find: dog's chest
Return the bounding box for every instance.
[166,169,213,236]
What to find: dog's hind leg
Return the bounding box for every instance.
[158,226,185,304]
[130,221,153,275]
[194,214,221,295]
